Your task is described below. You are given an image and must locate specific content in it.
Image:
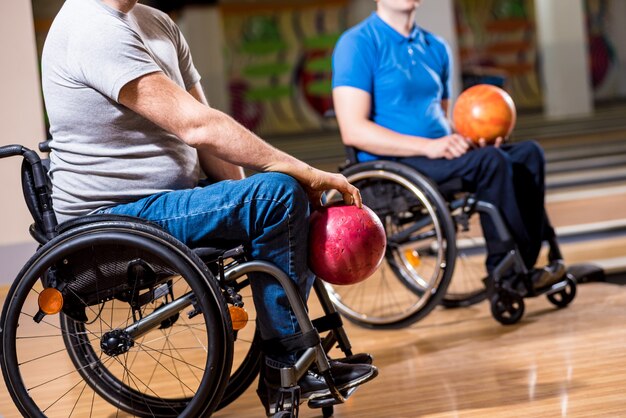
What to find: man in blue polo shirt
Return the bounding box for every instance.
[332,0,564,287]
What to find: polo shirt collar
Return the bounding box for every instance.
[371,12,423,45]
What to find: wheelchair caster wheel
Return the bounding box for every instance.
[274,412,293,418]
[491,290,525,325]
[547,275,577,308]
[323,405,334,417]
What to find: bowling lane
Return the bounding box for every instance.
[547,185,626,229]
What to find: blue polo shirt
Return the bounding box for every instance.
[332,13,452,161]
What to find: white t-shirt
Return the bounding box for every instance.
[42,0,201,223]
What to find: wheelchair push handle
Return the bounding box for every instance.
[0,144,27,159]
[0,145,48,187]
[0,144,43,168]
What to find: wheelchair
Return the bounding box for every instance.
[322,145,577,327]
[0,143,368,418]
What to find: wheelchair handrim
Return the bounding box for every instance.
[0,224,233,418]
[324,168,452,326]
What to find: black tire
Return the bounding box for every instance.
[324,161,456,329]
[217,329,262,410]
[1,221,233,418]
[490,290,525,325]
[547,275,577,308]
[441,210,488,308]
[199,250,263,411]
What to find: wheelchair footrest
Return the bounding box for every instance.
[273,386,301,418]
[542,277,571,296]
[307,386,359,409]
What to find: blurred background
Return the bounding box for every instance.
[1,0,626,285]
[27,0,626,135]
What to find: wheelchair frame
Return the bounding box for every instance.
[0,143,364,418]
[329,145,576,326]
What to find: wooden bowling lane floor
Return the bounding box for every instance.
[1,250,626,418]
[213,282,626,418]
[2,228,626,417]
[2,281,625,417]
[547,185,626,228]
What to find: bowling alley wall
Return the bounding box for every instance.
[456,0,626,110]
[219,0,349,135]
[27,0,626,136]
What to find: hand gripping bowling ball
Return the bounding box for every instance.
[453,84,517,144]
[308,204,386,285]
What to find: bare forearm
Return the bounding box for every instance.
[340,119,434,157]
[334,86,436,157]
[120,73,318,184]
[189,109,356,206]
[188,110,314,180]
[333,86,468,161]
[118,72,360,207]
[188,83,245,181]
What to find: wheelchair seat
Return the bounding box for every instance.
[436,177,465,201]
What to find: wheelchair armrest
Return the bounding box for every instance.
[193,245,245,261]
[344,146,359,167]
[0,144,26,159]
[437,177,465,201]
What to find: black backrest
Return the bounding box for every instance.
[344,146,359,166]
[0,143,57,243]
[18,145,58,243]
[21,160,46,239]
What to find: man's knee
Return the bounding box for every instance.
[476,146,512,175]
[516,140,545,165]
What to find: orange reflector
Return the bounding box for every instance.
[404,250,421,267]
[229,306,249,331]
[38,288,63,315]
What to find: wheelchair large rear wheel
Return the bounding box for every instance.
[187,246,263,411]
[217,278,262,411]
[324,161,456,329]
[0,221,233,418]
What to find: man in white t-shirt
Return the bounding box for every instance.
[42,0,377,414]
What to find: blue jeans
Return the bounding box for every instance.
[100,172,315,362]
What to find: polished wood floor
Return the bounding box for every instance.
[3,281,626,418]
[215,282,626,418]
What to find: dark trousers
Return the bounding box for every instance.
[398,140,551,272]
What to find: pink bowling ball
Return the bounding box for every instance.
[308,204,386,285]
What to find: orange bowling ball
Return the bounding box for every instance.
[453,84,517,144]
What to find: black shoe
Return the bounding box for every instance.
[333,352,373,366]
[311,352,374,372]
[531,260,566,291]
[258,360,378,416]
